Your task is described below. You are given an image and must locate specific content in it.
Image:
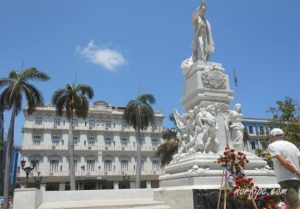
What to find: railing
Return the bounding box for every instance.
[23,145,159,152]
[22,144,68,150]
[23,124,162,133]
[18,169,160,178]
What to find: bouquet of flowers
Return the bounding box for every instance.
[217,146,249,171]
[217,146,286,209]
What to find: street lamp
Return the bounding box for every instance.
[21,159,36,185]
[33,171,43,188]
[121,173,130,189]
[122,173,130,181]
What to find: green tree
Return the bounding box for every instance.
[0,68,50,209]
[267,97,300,147]
[155,135,178,167]
[155,113,179,167]
[123,94,155,188]
[52,83,94,190]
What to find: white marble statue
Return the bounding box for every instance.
[198,105,219,153]
[226,103,244,151]
[173,104,220,158]
[191,0,215,62]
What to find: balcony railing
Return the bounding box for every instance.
[22,144,159,152]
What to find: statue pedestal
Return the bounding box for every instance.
[159,152,277,188]
[181,61,233,112]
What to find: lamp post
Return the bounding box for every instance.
[33,171,43,188]
[121,173,130,189]
[20,159,36,186]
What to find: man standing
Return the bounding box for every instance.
[268,128,300,209]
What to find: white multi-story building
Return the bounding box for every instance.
[19,100,163,191]
[242,118,271,151]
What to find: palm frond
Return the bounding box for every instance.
[22,83,44,114]
[0,79,14,88]
[52,88,67,105]
[77,84,94,99]
[22,68,50,82]
[138,94,156,105]
[52,83,93,119]
[124,94,155,131]
[8,71,19,80]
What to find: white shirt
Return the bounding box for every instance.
[268,139,300,183]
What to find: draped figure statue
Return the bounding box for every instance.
[191,1,215,62]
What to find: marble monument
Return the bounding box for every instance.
[157,0,277,190]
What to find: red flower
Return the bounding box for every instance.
[231,154,236,160]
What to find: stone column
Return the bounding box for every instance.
[59,182,65,191]
[113,181,119,189]
[96,182,100,190]
[146,181,151,189]
[130,181,136,189]
[40,183,46,191]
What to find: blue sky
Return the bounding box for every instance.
[0,0,299,145]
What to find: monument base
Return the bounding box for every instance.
[160,152,277,188]
[154,185,280,209]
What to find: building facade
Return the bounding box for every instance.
[18,100,163,191]
[242,118,271,151]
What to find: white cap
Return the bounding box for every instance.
[269,128,284,136]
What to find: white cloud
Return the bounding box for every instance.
[76,41,125,71]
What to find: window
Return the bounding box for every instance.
[104,160,112,171]
[87,160,95,171]
[89,120,95,128]
[73,136,79,146]
[32,135,41,146]
[121,138,128,147]
[152,139,159,147]
[152,124,157,130]
[251,141,256,150]
[88,136,96,147]
[152,160,159,171]
[106,121,111,128]
[105,138,112,147]
[31,160,40,171]
[248,125,254,134]
[74,160,78,171]
[54,118,61,126]
[141,160,145,171]
[50,160,59,172]
[35,118,42,125]
[52,135,60,146]
[72,119,78,127]
[121,160,128,171]
[259,126,265,135]
[139,138,144,146]
[122,123,128,129]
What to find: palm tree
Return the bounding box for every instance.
[123,94,155,188]
[52,83,94,190]
[0,68,50,209]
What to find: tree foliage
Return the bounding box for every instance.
[52,83,94,119]
[155,113,179,167]
[123,94,155,130]
[267,97,300,148]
